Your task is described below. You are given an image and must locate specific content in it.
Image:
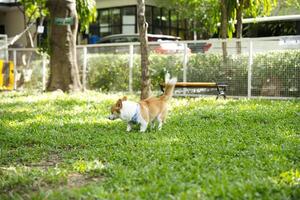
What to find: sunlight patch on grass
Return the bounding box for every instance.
[0,92,299,199]
[73,160,107,174]
[156,136,181,145]
[274,169,300,186]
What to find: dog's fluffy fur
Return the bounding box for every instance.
[108,78,177,132]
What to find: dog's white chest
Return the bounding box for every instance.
[120,101,140,122]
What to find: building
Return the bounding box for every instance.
[0,0,190,46]
[0,0,28,47]
[0,0,299,47]
[92,0,188,41]
[242,15,300,37]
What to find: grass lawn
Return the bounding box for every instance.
[0,91,299,199]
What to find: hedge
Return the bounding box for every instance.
[87,50,300,97]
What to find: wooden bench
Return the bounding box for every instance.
[160,82,228,99]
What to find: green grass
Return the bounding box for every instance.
[0,91,299,200]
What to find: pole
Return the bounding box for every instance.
[248,40,253,99]
[183,43,188,82]
[129,44,134,92]
[82,46,87,91]
[13,50,17,90]
[42,54,47,91]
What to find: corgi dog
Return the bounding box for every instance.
[108,78,177,132]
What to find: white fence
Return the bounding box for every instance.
[8,35,300,99]
[0,34,8,61]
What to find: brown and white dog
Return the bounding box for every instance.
[108,78,177,132]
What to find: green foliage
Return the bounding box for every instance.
[19,0,49,21]
[251,50,300,96]
[76,0,97,32]
[19,0,97,33]
[155,0,279,38]
[73,160,106,174]
[0,92,299,199]
[87,50,300,97]
[276,169,300,186]
[87,54,131,91]
[155,0,220,38]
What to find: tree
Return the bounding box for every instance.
[271,0,300,15]
[235,0,277,54]
[46,0,81,91]
[19,0,96,92]
[219,0,278,57]
[236,0,244,54]
[137,0,151,100]
[155,0,219,39]
[17,0,48,48]
[14,1,48,88]
[46,0,96,92]
[220,0,230,61]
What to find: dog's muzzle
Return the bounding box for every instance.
[108,114,117,120]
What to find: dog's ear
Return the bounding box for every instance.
[122,96,127,101]
[116,99,123,108]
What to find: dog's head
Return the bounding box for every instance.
[108,96,127,120]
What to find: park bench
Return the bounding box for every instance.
[160,82,228,99]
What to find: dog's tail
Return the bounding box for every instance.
[160,77,177,101]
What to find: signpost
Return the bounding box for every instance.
[54,17,74,26]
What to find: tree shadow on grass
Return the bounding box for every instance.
[0,97,299,199]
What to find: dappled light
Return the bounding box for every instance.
[0,92,299,199]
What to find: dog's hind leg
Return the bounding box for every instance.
[150,120,156,130]
[157,116,163,130]
[139,105,149,132]
[157,110,168,130]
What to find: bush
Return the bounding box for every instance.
[88,54,130,91]
[87,50,300,97]
[252,50,300,97]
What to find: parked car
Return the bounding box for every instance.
[98,34,189,54]
[98,33,180,43]
[187,43,212,53]
[153,41,191,54]
[97,34,211,54]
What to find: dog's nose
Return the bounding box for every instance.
[108,115,114,120]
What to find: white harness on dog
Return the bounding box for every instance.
[130,104,140,124]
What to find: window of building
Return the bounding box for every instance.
[99,8,121,36]
[146,6,153,33]
[0,25,5,34]
[98,6,136,37]
[122,7,136,34]
[99,9,111,36]
[178,18,187,39]
[145,6,188,39]
[153,7,162,34]
[97,5,189,39]
[161,8,170,35]
[170,12,177,36]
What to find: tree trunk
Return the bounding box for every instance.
[137,0,151,100]
[220,0,228,61]
[46,0,82,92]
[236,0,243,54]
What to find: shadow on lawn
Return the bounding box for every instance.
[1,97,299,199]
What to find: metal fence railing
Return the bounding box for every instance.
[0,34,8,61]
[8,35,300,99]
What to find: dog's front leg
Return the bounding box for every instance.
[127,122,132,132]
[140,121,148,132]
